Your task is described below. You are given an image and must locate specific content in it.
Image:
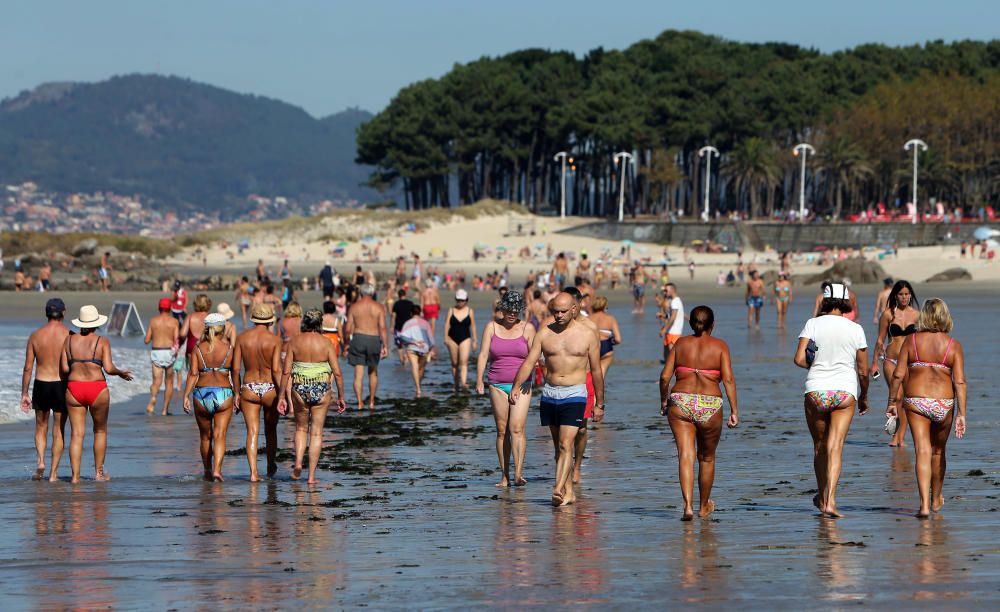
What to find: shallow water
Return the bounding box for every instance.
[1,291,999,607]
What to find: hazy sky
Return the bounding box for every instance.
[1,0,995,117]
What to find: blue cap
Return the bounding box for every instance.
[45,298,66,315]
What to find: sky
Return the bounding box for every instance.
[1,0,996,117]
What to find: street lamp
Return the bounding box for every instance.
[793,143,815,222]
[698,145,720,222]
[553,151,572,219]
[613,151,633,222]
[904,139,928,225]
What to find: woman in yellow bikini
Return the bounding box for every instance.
[659,306,739,521]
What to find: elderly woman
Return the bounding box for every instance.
[476,291,535,487]
[61,305,133,483]
[887,298,967,518]
[587,296,621,379]
[183,313,235,482]
[443,289,477,391]
[794,283,869,518]
[659,306,738,520]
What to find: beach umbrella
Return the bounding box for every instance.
[621,239,634,246]
[535,244,545,250]
[973,227,999,241]
[337,241,349,247]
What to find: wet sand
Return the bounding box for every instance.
[1,290,998,606]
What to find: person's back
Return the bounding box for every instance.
[149,312,180,349]
[671,335,726,396]
[905,331,959,398]
[348,295,384,335]
[289,331,336,364]
[238,325,280,382]
[29,319,70,382]
[392,297,414,332]
[194,336,233,389]
[801,315,866,397]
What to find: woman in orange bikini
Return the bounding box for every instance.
[887,298,967,518]
[659,306,739,521]
[61,305,133,483]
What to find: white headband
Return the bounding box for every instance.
[824,283,848,299]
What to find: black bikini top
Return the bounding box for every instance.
[888,323,917,338]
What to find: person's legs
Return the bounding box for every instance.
[907,407,933,517]
[457,339,471,389]
[263,394,280,478]
[444,337,460,390]
[50,409,68,481]
[747,304,753,328]
[146,365,163,414]
[163,368,175,415]
[553,425,580,506]
[821,397,856,517]
[33,409,50,478]
[490,386,511,487]
[509,389,531,486]
[210,402,234,481]
[803,398,830,510]
[194,403,214,480]
[90,389,111,481]
[292,395,308,480]
[67,396,87,484]
[695,412,724,518]
[929,412,953,513]
[407,352,422,397]
[667,413,697,520]
[884,361,907,447]
[572,427,587,484]
[353,365,365,410]
[367,364,378,410]
[241,394,262,481]
[306,401,330,484]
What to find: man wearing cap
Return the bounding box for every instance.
[144,298,181,415]
[344,283,388,411]
[20,298,71,481]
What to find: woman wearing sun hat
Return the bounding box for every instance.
[232,303,283,481]
[61,305,133,483]
[183,313,235,481]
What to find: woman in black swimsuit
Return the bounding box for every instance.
[443,290,477,392]
[872,280,919,447]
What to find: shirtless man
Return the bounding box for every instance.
[144,298,180,415]
[420,279,442,348]
[745,270,765,329]
[20,298,71,481]
[526,289,548,330]
[563,287,602,484]
[551,253,569,289]
[575,277,594,315]
[631,263,647,313]
[873,277,893,324]
[39,263,52,292]
[344,284,388,410]
[576,253,591,280]
[510,293,604,506]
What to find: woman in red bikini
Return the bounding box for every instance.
[60,305,133,483]
[659,306,739,521]
[887,298,967,518]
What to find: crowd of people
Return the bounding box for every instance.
[19,253,968,519]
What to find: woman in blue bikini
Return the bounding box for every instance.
[183,313,235,481]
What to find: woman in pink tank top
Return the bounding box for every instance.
[476,291,536,487]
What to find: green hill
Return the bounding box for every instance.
[0,74,377,216]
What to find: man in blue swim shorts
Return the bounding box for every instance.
[745,270,765,330]
[509,293,604,507]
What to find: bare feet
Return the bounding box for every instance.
[496,476,510,488]
[699,500,716,519]
[266,463,278,478]
[212,473,224,482]
[916,510,931,519]
[48,473,59,483]
[249,474,260,483]
[291,466,302,481]
[513,476,527,486]
[203,471,213,482]
[146,402,155,414]
[681,509,694,521]
[551,491,564,506]
[32,467,44,481]
[307,477,318,485]
[821,503,843,518]
[812,494,822,510]
[71,476,81,484]
[95,470,111,482]
[162,410,170,416]
[558,491,576,506]
[368,402,376,411]
[932,496,945,512]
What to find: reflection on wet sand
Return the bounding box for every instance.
[679,521,728,603]
[815,518,863,602]
[911,516,966,601]
[548,500,606,605]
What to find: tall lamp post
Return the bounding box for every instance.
[904,139,928,225]
[793,143,815,222]
[698,145,720,222]
[613,151,633,222]
[553,151,572,219]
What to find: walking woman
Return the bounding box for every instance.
[183,313,235,481]
[774,271,793,329]
[794,283,869,518]
[872,280,919,447]
[476,291,535,487]
[659,306,738,520]
[887,298,967,518]
[232,304,282,481]
[278,309,345,484]
[587,296,621,379]
[61,305,133,483]
[443,289,477,391]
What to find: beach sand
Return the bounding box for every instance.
[2,288,999,606]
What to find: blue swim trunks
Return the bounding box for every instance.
[539,383,587,427]
[747,295,764,309]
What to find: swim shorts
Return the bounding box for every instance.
[348,333,383,367]
[632,283,645,298]
[664,333,681,347]
[539,383,587,427]
[32,380,67,413]
[150,348,175,369]
[746,295,764,309]
[423,303,440,320]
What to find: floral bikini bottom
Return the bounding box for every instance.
[668,392,723,424]
[806,390,853,412]
[904,397,954,423]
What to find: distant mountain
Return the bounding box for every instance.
[0,74,379,216]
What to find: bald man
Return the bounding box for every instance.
[510,293,604,507]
